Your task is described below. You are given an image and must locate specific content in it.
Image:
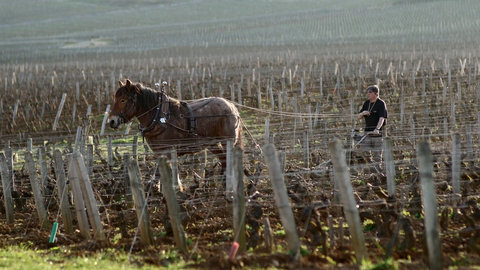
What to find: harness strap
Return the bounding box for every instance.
[180,101,196,133]
[139,92,166,136]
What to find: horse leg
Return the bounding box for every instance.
[210,143,227,180]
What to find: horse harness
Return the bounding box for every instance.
[139,91,197,137]
[137,91,241,142]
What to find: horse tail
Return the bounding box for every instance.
[234,115,244,149]
[228,99,243,149]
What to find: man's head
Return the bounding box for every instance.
[367,85,379,101]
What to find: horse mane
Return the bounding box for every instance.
[137,83,181,109]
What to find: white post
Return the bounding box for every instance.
[417,141,443,270]
[263,144,300,259]
[329,139,367,264]
[100,104,111,136]
[52,93,67,131]
[451,133,461,194]
[383,138,395,197]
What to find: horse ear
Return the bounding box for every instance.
[118,80,124,87]
[125,79,136,93]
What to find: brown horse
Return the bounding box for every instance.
[108,79,242,173]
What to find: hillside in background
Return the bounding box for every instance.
[1,0,480,62]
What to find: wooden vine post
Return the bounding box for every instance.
[24,151,50,229]
[232,146,246,252]
[383,138,396,197]
[170,148,183,191]
[123,153,133,204]
[107,136,113,167]
[451,133,461,195]
[263,144,300,259]
[52,93,67,131]
[100,104,111,136]
[66,154,91,239]
[74,152,106,241]
[38,147,48,193]
[417,141,443,270]
[132,135,138,162]
[158,157,188,254]
[52,150,74,234]
[225,140,234,198]
[303,131,310,168]
[127,159,154,246]
[329,139,367,264]
[263,217,274,252]
[4,147,14,192]
[0,153,14,224]
[86,144,94,177]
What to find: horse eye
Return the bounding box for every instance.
[121,99,126,103]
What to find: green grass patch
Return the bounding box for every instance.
[111,136,135,145]
[0,245,187,269]
[363,219,375,232]
[361,257,398,270]
[273,229,286,237]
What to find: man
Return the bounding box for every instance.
[357,85,388,167]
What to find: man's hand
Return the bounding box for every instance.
[359,110,370,117]
[369,129,380,135]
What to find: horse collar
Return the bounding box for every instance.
[139,92,169,136]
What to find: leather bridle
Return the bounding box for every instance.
[114,93,137,124]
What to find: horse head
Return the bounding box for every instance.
[108,79,142,129]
